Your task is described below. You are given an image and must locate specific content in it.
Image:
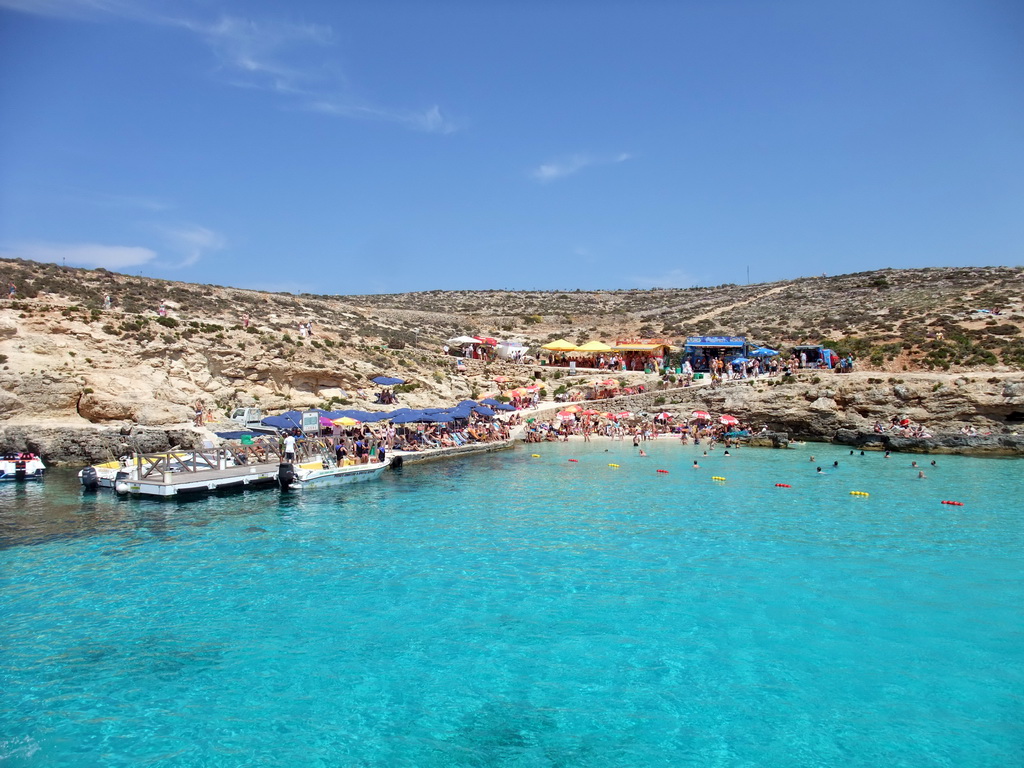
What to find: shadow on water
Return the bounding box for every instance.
[0,468,289,550]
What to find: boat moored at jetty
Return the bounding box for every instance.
[278,456,392,491]
[0,453,46,481]
[79,447,280,498]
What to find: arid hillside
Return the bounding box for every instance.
[0,259,1022,428]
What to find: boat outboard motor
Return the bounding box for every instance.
[14,460,26,480]
[278,462,296,490]
[81,466,99,491]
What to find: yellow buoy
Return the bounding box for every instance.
[531,454,541,458]
[712,476,726,481]
[850,491,869,497]
[608,463,620,468]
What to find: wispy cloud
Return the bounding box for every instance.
[531,152,632,183]
[0,0,458,133]
[1,241,157,269]
[159,224,226,268]
[629,268,695,289]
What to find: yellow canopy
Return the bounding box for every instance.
[573,340,613,352]
[541,338,577,352]
[613,342,665,352]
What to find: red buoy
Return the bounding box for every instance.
[775,483,791,488]
[657,469,669,474]
[568,459,578,462]
[941,500,964,506]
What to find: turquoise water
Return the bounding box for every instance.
[1,441,1022,767]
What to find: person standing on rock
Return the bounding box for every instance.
[8,282,15,299]
[243,313,250,329]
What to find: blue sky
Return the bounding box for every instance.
[1,0,1021,294]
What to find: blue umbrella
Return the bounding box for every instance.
[731,357,749,365]
[390,411,427,424]
[474,406,496,416]
[371,375,405,386]
[480,398,504,406]
[750,347,779,357]
[492,403,516,411]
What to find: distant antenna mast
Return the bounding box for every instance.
[746,266,750,284]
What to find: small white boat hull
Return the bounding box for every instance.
[283,458,391,490]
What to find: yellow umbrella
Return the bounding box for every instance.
[332,416,360,426]
[541,338,577,352]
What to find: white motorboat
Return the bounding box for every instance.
[0,453,46,481]
[278,456,392,490]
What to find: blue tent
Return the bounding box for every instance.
[371,376,405,386]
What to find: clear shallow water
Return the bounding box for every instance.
[1,441,1021,767]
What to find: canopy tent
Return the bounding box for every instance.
[611,342,666,352]
[541,339,577,352]
[371,375,405,386]
[571,340,613,353]
[446,336,478,345]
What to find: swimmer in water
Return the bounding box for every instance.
[723,450,730,456]
[693,460,700,468]
[816,466,823,473]
[639,449,647,457]
[918,471,926,478]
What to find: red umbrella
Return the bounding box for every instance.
[616,411,633,419]
[580,409,600,416]
[654,412,673,420]
[720,414,739,425]
[692,410,711,420]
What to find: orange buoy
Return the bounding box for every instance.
[775,483,791,488]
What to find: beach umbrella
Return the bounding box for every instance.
[332,416,361,426]
[492,403,516,411]
[692,410,711,420]
[597,378,619,388]
[563,404,582,413]
[474,406,496,417]
[750,347,779,357]
[615,411,633,419]
[371,375,405,386]
[654,412,673,420]
[493,376,509,383]
[557,410,577,420]
[580,409,600,416]
[720,414,739,425]
[481,397,504,406]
